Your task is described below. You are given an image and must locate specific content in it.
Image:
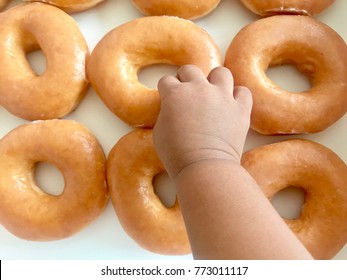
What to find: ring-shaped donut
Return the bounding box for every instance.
[107,129,190,255]
[0,3,89,121]
[239,0,335,16]
[131,0,221,20]
[0,119,108,241]
[241,139,347,259]
[23,0,105,13]
[87,16,221,128]
[224,15,347,135]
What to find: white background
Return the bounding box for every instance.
[0,0,347,260]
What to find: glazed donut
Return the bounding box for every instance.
[0,3,89,121]
[240,0,335,16]
[87,16,221,128]
[107,129,190,255]
[131,0,221,20]
[0,119,108,241]
[224,15,347,135]
[24,0,105,13]
[241,139,347,259]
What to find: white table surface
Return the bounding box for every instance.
[1,0,347,260]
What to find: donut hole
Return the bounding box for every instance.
[138,64,179,89]
[266,64,311,93]
[34,162,65,196]
[26,49,47,76]
[271,186,305,219]
[153,172,177,208]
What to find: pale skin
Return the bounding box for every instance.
[153,65,313,260]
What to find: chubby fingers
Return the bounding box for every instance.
[157,75,179,98]
[209,67,252,107]
[158,64,206,98]
[158,65,252,106]
[207,66,234,89]
[176,64,207,83]
[159,64,227,88]
[234,86,253,112]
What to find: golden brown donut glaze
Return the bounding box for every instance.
[24,0,105,13]
[0,0,10,10]
[107,129,190,255]
[224,15,347,135]
[0,3,89,121]
[131,0,221,20]
[0,120,108,241]
[241,139,347,259]
[87,16,221,128]
[240,0,335,16]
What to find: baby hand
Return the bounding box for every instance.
[153,65,252,178]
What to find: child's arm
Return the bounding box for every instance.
[153,65,313,259]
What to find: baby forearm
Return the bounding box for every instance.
[174,159,313,260]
